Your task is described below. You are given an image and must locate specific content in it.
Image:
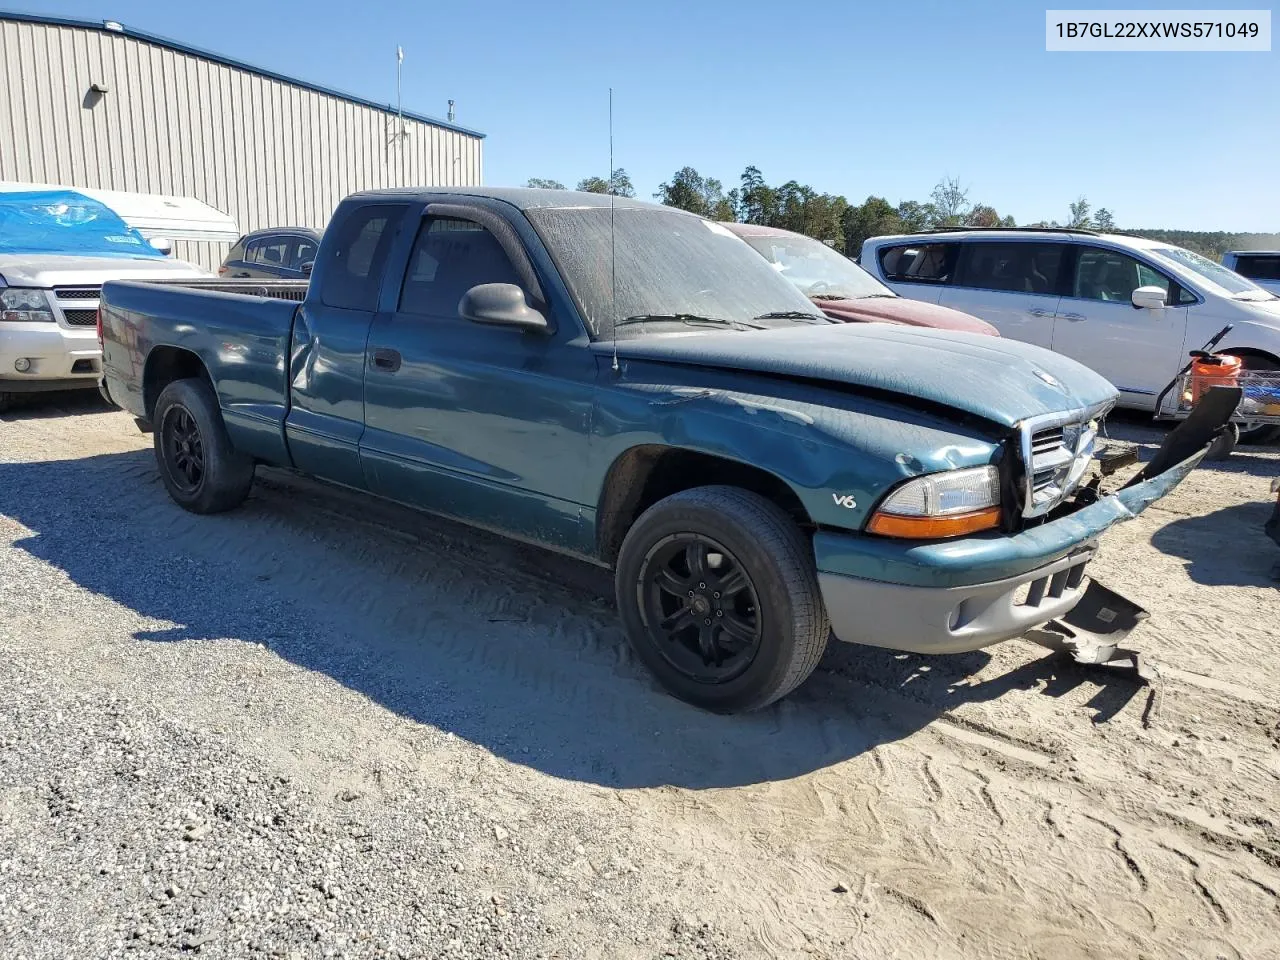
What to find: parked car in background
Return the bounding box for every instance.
[219,228,321,280]
[1223,250,1280,296]
[861,228,1280,442]
[0,189,208,410]
[724,222,996,335]
[100,187,1218,712]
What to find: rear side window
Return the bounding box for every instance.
[878,242,959,284]
[958,242,1064,295]
[319,204,409,310]
[247,237,290,266]
[399,217,522,317]
[1235,254,1280,281]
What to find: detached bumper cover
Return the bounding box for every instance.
[815,448,1205,655]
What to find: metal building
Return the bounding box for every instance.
[0,12,485,268]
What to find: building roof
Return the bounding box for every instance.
[0,9,485,139]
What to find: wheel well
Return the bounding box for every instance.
[143,346,212,419]
[596,445,812,565]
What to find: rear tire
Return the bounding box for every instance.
[153,378,254,514]
[615,486,830,713]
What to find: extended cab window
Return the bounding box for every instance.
[399,217,522,317]
[319,205,408,310]
[1072,247,1171,302]
[958,242,1063,294]
[1236,254,1280,282]
[878,242,959,284]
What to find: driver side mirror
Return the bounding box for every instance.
[459,283,549,333]
[1132,285,1167,310]
[299,261,314,276]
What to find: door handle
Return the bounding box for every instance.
[1060,312,1087,322]
[371,348,402,372]
[1028,308,1053,318]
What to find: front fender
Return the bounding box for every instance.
[592,370,1001,533]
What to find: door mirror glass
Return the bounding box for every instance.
[1131,285,1167,309]
[459,283,548,332]
[299,261,314,276]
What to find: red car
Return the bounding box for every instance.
[724,222,997,336]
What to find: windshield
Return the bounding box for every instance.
[1148,244,1273,299]
[527,207,827,338]
[742,233,894,300]
[0,189,165,259]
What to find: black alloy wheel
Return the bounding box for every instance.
[162,404,205,493]
[638,533,763,684]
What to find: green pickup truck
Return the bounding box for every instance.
[98,188,1218,712]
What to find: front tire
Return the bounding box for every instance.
[153,378,254,513]
[615,486,830,713]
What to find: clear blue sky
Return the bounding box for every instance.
[20,0,1280,231]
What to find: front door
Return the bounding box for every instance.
[360,212,596,553]
[1050,245,1189,406]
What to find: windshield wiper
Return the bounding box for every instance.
[752,310,831,323]
[617,313,766,330]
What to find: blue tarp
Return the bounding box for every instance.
[0,189,165,258]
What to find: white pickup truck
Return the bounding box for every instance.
[1223,251,1280,296]
[0,189,208,410]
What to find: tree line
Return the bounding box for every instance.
[526,168,1277,261]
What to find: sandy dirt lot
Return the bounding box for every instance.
[1,394,1278,960]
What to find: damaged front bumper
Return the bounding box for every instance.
[814,447,1206,655]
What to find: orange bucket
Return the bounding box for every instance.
[1190,354,1242,403]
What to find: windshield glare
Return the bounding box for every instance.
[527,208,826,338]
[742,234,894,300]
[1149,244,1271,298]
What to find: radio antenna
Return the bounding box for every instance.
[609,88,619,374]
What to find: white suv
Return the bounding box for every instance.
[862,228,1280,440]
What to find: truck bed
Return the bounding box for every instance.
[99,279,303,466]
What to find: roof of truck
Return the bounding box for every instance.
[354,187,686,214]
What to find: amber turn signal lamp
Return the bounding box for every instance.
[866,506,1001,539]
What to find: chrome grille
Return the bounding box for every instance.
[63,309,98,326]
[1018,404,1111,518]
[53,287,101,300]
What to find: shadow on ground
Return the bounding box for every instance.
[2,450,1152,788]
[1151,501,1280,588]
[0,390,111,421]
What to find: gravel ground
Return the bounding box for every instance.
[1,393,1278,960]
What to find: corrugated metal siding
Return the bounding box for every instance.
[0,18,483,269]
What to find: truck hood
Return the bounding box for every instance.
[0,253,209,287]
[604,323,1118,429]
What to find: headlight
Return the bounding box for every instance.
[0,288,55,323]
[867,465,1001,539]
